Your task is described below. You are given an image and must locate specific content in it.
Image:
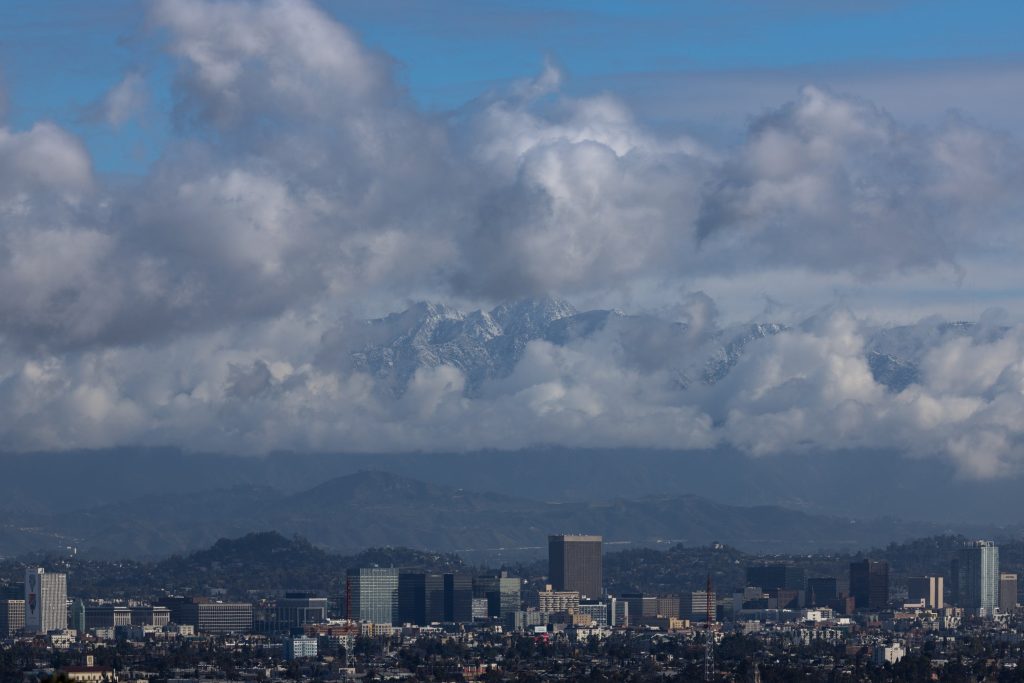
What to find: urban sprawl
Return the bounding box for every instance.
[0,535,1022,681]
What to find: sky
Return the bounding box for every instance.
[2,0,1024,476]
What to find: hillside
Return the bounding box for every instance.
[0,471,992,561]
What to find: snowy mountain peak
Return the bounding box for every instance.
[337,300,993,396]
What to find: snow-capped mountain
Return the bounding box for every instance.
[340,296,788,395]
[337,298,1007,395]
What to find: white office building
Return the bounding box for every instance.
[24,567,67,634]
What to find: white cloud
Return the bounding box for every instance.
[0,0,1023,478]
[99,73,147,127]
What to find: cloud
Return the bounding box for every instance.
[89,73,147,127]
[697,86,1024,276]
[0,0,1023,478]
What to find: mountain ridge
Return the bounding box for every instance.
[0,469,1006,562]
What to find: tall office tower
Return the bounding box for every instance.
[907,576,944,609]
[957,541,1000,618]
[398,573,444,625]
[345,568,400,625]
[548,534,603,598]
[746,565,805,591]
[24,568,67,634]
[0,599,26,637]
[69,599,86,633]
[1000,573,1018,613]
[806,578,838,607]
[849,560,889,611]
[444,573,474,623]
[474,571,521,619]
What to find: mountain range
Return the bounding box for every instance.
[329,296,997,395]
[0,468,1006,562]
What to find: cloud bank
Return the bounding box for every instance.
[1,0,1023,477]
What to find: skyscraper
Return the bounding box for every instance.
[806,577,838,607]
[0,599,25,637]
[473,571,521,619]
[444,573,474,623]
[849,560,888,611]
[956,541,999,617]
[398,573,444,625]
[345,568,399,625]
[1000,573,1018,613]
[746,565,805,591]
[548,534,603,598]
[24,568,67,634]
[907,576,944,609]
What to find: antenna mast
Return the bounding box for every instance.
[704,571,715,682]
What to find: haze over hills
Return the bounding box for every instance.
[1,303,1020,560]
[3,444,1024,526]
[0,469,1009,561]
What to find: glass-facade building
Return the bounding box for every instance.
[958,541,1000,618]
[474,572,522,619]
[346,568,399,625]
[398,573,445,625]
[849,560,889,611]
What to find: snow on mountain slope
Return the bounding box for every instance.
[338,299,1007,396]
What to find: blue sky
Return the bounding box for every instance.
[3,0,1024,175]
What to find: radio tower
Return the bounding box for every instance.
[704,571,715,682]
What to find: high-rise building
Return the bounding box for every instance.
[685,590,716,623]
[849,560,889,611]
[949,558,960,606]
[746,565,805,592]
[1000,573,1018,613]
[444,573,474,623]
[0,599,25,637]
[957,541,999,618]
[907,576,944,609]
[548,535,603,598]
[345,568,399,625]
[24,568,67,634]
[473,572,521,620]
[69,599,86,633]
[398,573,445,625]
[608,596,629,627]
[806,578,838,607]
